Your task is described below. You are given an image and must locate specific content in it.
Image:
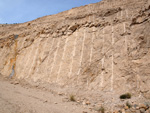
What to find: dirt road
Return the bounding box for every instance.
[0,78,92,113]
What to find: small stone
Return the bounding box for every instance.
[135,110,140,113]
[133,104,138,109]
[58,92,63,96]
[86,101,90,105]
[77,100,80,103]
[145,109,150,113]
[113,110,119,113]
[124,106,129,110]
[125,109,132,113]
[85,23,90,27]
[89,107,93,111]
[67,31,72,36]
[82,101,86,105]
[44,100,48,103]
[140,108,146,113]
[82,111,88,113]
[93,107,100,111]
[121,109,125,113]
[118,110,122,113]
[139,103,148,110]
[69,24,79,32]
[130,108,136,112]
[14,81,19,85]
[136,106,140,110]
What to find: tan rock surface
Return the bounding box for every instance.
[0,0,150,111]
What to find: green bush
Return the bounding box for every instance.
[120,93,131,99]
[126,101,132,108]
[70,95,76,102]
[97,106,105,113]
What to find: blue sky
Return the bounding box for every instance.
[0,0,101,24]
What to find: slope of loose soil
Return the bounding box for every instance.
[0,77,94,113]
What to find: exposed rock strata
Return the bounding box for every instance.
[0,0,150,109]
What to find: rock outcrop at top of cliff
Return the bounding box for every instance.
[0,0,150,109]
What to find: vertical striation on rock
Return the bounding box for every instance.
[0,0,150,108]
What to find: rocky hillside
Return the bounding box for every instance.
[0,0,150,111]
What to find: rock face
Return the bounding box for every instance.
[0,0,150,108]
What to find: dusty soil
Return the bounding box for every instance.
[0,77,94,113]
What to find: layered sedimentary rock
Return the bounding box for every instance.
[0,0,150,106]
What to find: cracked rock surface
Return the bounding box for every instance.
[0,0,150,112]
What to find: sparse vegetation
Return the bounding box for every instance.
[97,106,105,113]
[120,93,131,99]
[69,95,76,102]
[126,101,132,108]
